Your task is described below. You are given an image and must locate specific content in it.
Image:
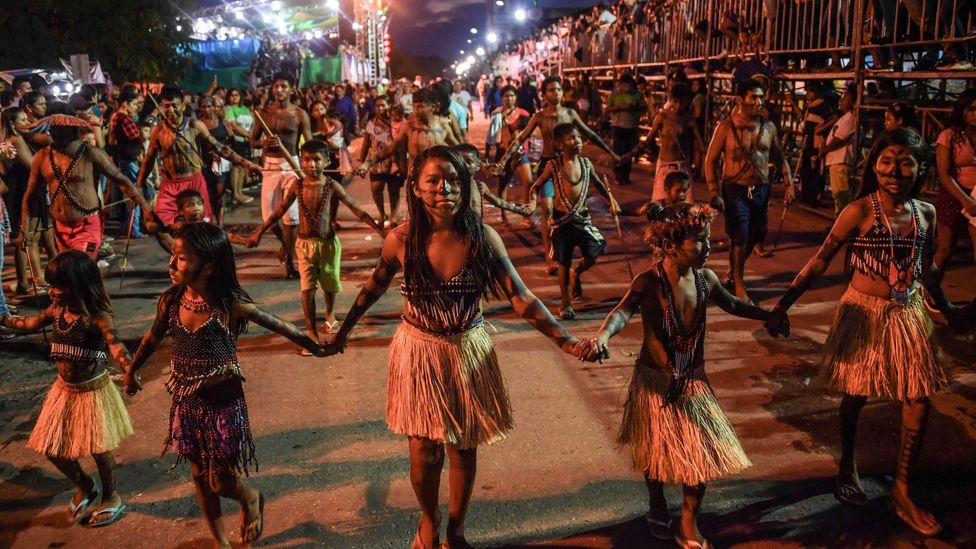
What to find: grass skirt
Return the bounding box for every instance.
[387,321,513,449]
[27,371,132,459]
[617,363,751,485]
[821,286,949,401]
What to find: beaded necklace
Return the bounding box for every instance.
[297,179,331,238]
[49,141,100,216]
[874,192,922,305]
[551,154,590,227]
[657,261,708,405]
[180,292,212,313]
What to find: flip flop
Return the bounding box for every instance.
[834,476,868,507]
[890,496,943,536]
[88,503,125,528]
[241,492,265,543]
[559,306,576,320]
[755,248,774,258]
[644,513,673,540]
[68,482,99,525]
[674,535,711,549]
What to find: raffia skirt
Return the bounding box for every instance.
[387,321,513,449]
[617,363,751,486]
[820,285,950,401]
[27,371,132,459]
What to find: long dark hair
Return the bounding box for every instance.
[858,127,931,199]
[946,88,976,152]
[45,250,113,319]
[174,222,253,325]
[404,146,502,306]
[1,106,23,139]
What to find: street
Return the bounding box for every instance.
[1,111,975,549]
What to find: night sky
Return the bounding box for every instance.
[198,1,600,60]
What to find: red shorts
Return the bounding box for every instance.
[156,172,213,227]
[54,214,102,259]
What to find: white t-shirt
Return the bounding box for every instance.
[399,93,413,114]
[824,112,855,166]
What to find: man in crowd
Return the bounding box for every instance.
[605,73,646,186]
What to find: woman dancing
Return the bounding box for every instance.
[767,128,965,536]
[326,146,582,548]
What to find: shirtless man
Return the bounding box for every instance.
[356,88,457,177]
[622,81,706,202]
[250,74,314,277]
[496,75,619,274]
[704,80,794,302]
[137,85,261,252]
[22,117,153,259]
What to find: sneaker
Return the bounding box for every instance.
[96,259,110,269]
[97,249,117,261]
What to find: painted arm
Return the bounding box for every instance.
[87,145,154,219]
[585,272,649,361]
[358,131,373,164]
[572,109,618,160]
[478,180,530,216]
[18,150,44,248]
[333,180,385,236]
[248,180,298,246]
[126,291,176,394]
[486,226,579,354]
[498,114,540,167]
[704,269,773,322]
[704,121,728,209]
[234,301,324,355]
[357,127,408,174]
[327,228,404,353]
[194,120,261,173]
[93,313,134,371]
[135,127,161,187]
[0,304,56,330]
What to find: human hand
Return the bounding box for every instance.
[355,163,370,177]
[709,194,725,213]
[16,232,25,251]
[611,153,623,165]
[0,141,16,161]
[263,136,282,150]
[247,161,263,177]
[579,336,610,362]
[764,307,791,338]
[783,180,795,206]
[963,198,976,217]
[144,215,159,234]
[123,370,143,396]
[246,234,261,248]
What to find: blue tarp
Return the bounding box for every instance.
[188,38,260,70]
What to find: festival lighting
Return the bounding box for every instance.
[352,22,362,30]
[235,11,245,20]
[459,49,465,54]
[467,39,472,44]
[270,0,282,10]
[470,28,478,34]
[515,8,527,21]
[262,13,273,23]
[326,0,339,9]
[465,55,475,64]
[496,0,505,5]
[487,32,498,43]
[313,29,323,38]
[475,47,485,56]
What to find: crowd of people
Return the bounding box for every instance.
[2,10,976,546]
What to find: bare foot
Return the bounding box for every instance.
[890,484,942,535]
[413,509,441,548]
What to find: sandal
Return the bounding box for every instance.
[322,321,339,335]
[88,502,126,528]
[755,248,774,258]
[411,509,441,549]
[559,306,576,320]
[833,476,868,507]
[644,513,673,540]
[890,496,943,536]
[241,492,265,543]
[68,481,99,525]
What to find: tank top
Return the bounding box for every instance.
[400,263,484,335]
[50,310,108,363]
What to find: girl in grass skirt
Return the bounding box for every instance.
[581,202,779,548]
[326,146,582,549]
[1,250,134,527]
[767,128,967,536]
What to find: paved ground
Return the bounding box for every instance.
[1,111,975,549]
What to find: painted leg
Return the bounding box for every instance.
[408,436,445,548]
[891,398,942,535]
[188,460,229,548]
[445,445,477,547]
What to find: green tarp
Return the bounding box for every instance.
[180,66,250,93]
[300,56,341,86]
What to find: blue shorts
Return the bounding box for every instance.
[723,183,770,247]
[534,156,556,198]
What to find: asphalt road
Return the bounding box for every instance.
[1,110,975,549]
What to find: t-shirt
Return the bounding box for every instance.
[450,90,472,110]
[449,101,468,130]
[399,93,413,115]
[606,90,645,129]
[365,120,394,174]
[824,112,856,166]
[937,128,976,189]
[224,105,253,143]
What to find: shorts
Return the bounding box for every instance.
[534,156,556,198]
[652,160,693,202]
[934,182,973,233]
[549,215,606,266]
[54,214,102,259]
[722,183,770,247]
[370,173,405,189]
[261,156,300,226]
[156,172,213,227]
[296,235,342,292]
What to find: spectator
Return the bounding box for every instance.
[516,73,542,114]
[884,101,920,132]
[933,89,976,280]
[484,76,505,117]
[605,73,647,185]
[821,88,857,216]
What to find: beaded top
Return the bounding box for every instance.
[400,264,484,335]
[551,155,592,228]
[49,310,107,363]
[165,289,241,401]
[848,193,925,282]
